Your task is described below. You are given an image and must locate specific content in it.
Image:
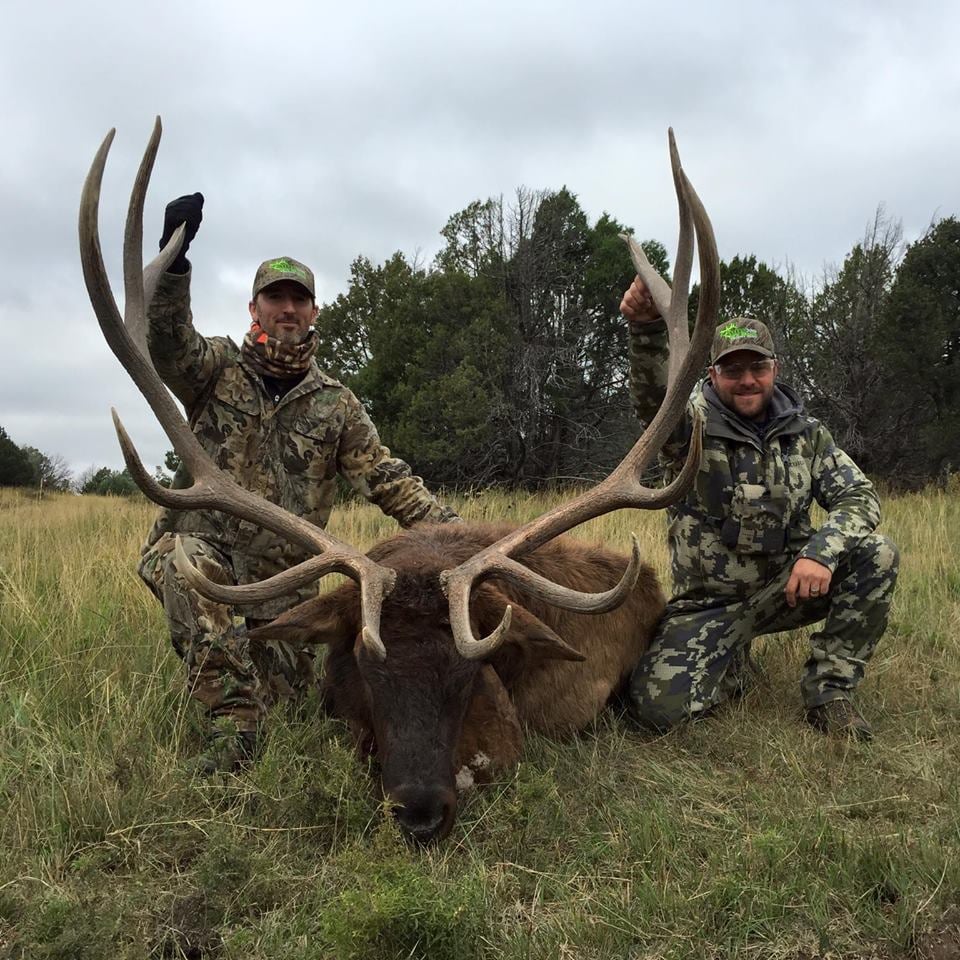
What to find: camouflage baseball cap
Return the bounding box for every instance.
[251,256,315,299]
[711,317,776,364]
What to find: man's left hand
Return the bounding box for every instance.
[785,558,832,608]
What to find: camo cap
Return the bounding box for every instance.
[711,317,776,364]
[251,256,316,299]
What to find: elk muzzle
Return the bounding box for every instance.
[388,781,458,845]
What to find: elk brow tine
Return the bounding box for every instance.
[360,627,387,662]
[449,590,513,661]
[442,421,703,634]
[440,421,702,638]
[360,570,397,662]
[173,536,368,606]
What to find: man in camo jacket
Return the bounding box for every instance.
[138,193,459,773]
[619,276,898,739]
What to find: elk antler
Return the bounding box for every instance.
[79,117,397,661]
[440,128,719,660]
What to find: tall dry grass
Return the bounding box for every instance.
[1,486,958,959]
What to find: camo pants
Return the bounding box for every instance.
[139,533,317,732]
[629,533,899,730]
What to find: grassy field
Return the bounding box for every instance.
[1,486,958,959]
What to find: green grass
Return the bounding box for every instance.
[1,486,958,959]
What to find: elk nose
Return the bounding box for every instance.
[391,786,456,845]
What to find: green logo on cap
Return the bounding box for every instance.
[267,257,307,279]
[719,321,758,341]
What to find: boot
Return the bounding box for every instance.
[196,718,261,776]
[805,699,873,741]
[722,642,764,701]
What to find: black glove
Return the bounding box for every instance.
[159,192,204,274]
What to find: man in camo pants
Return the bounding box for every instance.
[620,277,898,739]
[139,194,459,773]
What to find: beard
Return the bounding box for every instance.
[273,326,308,346]
[730,386,772,419]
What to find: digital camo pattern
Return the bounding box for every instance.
[139,533,317,730]
[628,318,882,598]
[626,318,897,727]
[141,270,457,626]
[629,533,899,728]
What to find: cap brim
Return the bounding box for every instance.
[252,278,315,299]
[711,345,775,364]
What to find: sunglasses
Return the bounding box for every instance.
[712,358,776,380]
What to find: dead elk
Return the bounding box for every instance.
[247,521,665,843]
[79,117,718,845]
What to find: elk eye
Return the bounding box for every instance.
[439,617,450,626]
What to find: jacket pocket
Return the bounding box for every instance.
[284,414,343,482]
[698,528,768,594]
[722,482,788,555]
[200,378,263,473]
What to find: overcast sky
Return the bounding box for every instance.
[2,0,958,478]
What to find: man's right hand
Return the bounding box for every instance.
[620,275,661,324]
[160,193,204,274]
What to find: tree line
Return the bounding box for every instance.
[3,190,956,495]
[0,428,75,493]
[315,191,959,490]
[0,430,162,495]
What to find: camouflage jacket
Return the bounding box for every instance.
[628,318,881,603]
[141,271,457,617]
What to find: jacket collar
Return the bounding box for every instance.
[234,344,343,406]
[699,379,807,447]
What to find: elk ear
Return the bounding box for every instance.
[474,585,586,664]
[247,590,357,648]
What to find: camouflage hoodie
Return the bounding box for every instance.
[628,318,880,603]
[140,271,457,618]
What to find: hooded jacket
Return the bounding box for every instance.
[628,318,880,603]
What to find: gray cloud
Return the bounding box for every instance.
[2,0,958,477]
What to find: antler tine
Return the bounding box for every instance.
[448,592,514,661]
[80,120,397,657]
[122,118,190,357]
[142,226,186,316]
[121,116,160,360]
[169,535,389,661]
[664,127,694,387]
[441,129,719,659]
